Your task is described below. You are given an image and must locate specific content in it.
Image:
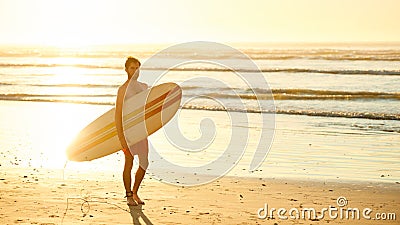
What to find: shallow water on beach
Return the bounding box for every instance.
[0,101,398,184]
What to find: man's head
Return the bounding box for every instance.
[125,57,141,80]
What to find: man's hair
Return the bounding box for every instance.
[125,56,141,69]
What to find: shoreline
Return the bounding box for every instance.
[3,162,400,186]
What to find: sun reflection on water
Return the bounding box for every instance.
[2,101,113,170]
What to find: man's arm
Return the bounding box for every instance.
[115,85,129,150]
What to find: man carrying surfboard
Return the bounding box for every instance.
[115,57,148,206]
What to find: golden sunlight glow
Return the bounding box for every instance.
[49,67,82,84]
[29,104,84,167]
[27,102,112,169]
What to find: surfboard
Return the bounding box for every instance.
[66,82,182,161]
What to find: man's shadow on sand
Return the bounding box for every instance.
[129,204,153,225]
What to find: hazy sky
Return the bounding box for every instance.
[0,0,399,46]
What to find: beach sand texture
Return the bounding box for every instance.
[0,168,399,225]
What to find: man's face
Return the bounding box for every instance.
[125,61,140,80]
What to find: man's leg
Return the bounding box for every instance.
[123,151,136,205]
[132,165,146,204]
[123,152,134,191]
[132,151,148,204]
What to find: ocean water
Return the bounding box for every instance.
[0,43,399,183]
[1,43,399,122]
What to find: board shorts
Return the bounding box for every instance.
[121,138,149,170]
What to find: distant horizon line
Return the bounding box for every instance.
[1,41,400,45]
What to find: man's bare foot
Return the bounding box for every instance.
[132,192,145,205]
[126,191,138,206]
